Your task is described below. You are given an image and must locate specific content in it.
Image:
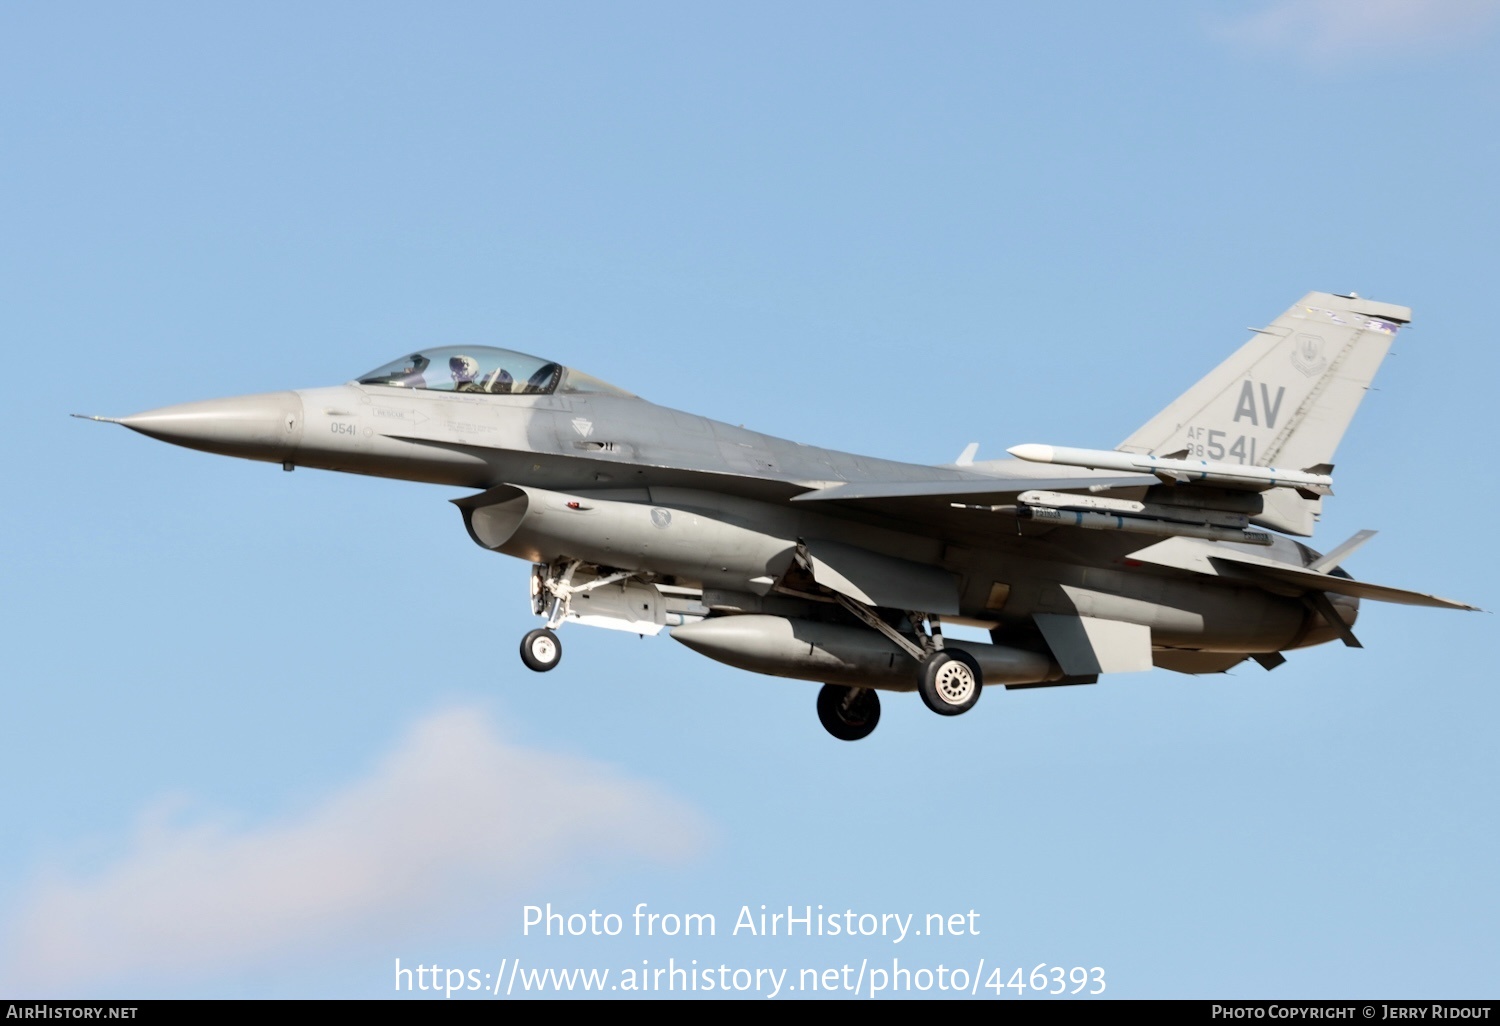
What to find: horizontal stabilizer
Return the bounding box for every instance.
[1213,559,1480,610]
[1128,538,1480,611]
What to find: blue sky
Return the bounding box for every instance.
[2,0,1497,999]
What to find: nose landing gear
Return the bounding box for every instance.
[519,560,649,672]
[520,627,562,672]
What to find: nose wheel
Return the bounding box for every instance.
[816,684,881,741]
[520,627,562,672]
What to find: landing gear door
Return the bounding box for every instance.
[802,539,961,616]
[1033,614,1153,675]
[567,578,666,635]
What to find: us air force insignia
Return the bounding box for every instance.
[650,507,672,529]
[571,417,594,438]
[1291,334,1327,377]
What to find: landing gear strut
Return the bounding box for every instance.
[520,560,658,672]
[817,684,881,741]
[789,543,985,723]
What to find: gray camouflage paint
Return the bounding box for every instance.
[99,292,1472,707]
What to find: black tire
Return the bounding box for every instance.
[917,649,982,716]
[816,684,881,741]
[520,627,562,672]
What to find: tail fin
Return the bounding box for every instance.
[1118,292,1410,536]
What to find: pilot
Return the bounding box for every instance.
[450,354,486,392]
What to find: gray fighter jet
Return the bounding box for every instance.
[78,292,1476,740]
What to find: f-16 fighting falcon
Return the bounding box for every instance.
[77,292,1477,740]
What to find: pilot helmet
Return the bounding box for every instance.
[449,354,479,381]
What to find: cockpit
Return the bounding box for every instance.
[355,345,635,398]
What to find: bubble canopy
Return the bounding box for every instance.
[355,346,634,398]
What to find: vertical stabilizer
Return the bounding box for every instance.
[1118,292,1409,535]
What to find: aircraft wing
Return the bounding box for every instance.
[1128,538,1481,611]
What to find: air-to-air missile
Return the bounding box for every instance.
[1007,443,1334,496]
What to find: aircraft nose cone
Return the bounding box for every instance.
[120,391,304,462]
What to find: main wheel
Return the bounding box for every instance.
[917,649,982,716]
[520,627,562,672]
[816,684,881,741]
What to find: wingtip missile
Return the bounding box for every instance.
[1008,442,1334,494]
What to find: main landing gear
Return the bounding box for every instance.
[788,543,984,740]
[815,647,982,741]
[918,649,982,716]
[817,684,881,742]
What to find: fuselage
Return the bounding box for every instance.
[117,377,1350,657]
[95,297,1473,740]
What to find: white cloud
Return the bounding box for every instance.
[2,707,708,993]
[1219,0,1499,58]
